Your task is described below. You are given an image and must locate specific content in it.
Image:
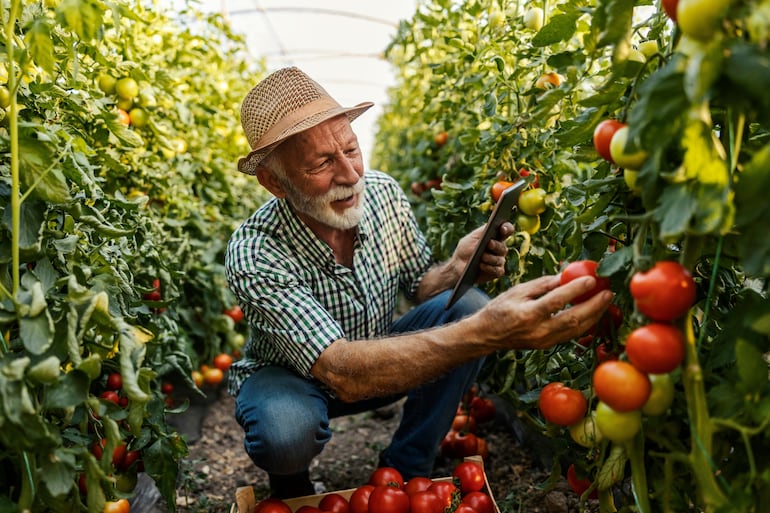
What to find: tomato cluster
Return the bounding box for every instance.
[440,388,496,460]
[490,169,544,235]
[253,461,494,513]
[97,73,149,130]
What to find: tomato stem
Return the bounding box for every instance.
[626,434,652,513]
[4,0,20,299]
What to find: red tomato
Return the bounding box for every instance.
[453,431,479,458]
[629,261,696,321]
[119,450,141,472]
[100,390,121,405]
[662,0,679,20]
[409,490,445,513]
[593,360,651,412]
[106,372,123,391]
[349,485,375,513]
[440,430,460,458]
[368,467,405,489]
[625,323,685,374]
[462,491,494,513]
[491,180,515,203]
[296,507,322,513]
[453,461,486,493]
[595,343,618,363]
[427,481,459,508]
[566,464,598,499]
[470,396,496,424]
[254,498,292,513]
[538,382,588,426]
[476,436,489,460]
[593,119,625,163]
[224,305,244,323]
[161,382,174,395]
[404,476,434,496]
[213,353,233,371]
[368,485,410,513]
[518,168,540,188]
[319,493,350,513]
[452,414,477,433]
[560,260,611,304]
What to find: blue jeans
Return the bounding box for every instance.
[234,288,489,480]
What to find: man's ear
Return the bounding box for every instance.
[255,166,287,198]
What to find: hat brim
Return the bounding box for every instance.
[237,102,374,175]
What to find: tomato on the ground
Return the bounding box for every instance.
[625,323,685,374]
[560,260,611,304]
[593,360,651,412]
[630,261,696,321]
[469,396,496,423]
[538,382,588,426]
[451,414,477,433]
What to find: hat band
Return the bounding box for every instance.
[252,96,343,151]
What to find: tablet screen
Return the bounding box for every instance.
[445,180,527,309]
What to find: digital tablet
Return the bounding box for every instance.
[445,179,527,310]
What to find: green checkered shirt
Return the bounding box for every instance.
[225,170,434,396]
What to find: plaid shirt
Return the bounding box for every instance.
[225,170,434,396]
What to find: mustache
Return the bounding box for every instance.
[326,179,365,201]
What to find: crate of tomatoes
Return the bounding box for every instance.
[230,456,499,513]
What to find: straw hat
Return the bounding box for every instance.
[237,67,374,175]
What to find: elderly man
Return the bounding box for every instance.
[225,67,612,498]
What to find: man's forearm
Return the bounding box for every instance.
[414,260,461,303]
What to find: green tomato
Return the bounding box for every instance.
[609,125,647,170]
[129,107,148,128]
[569,412,604,448]
[516,213,540,234]
[523,7,544,31]
[677,0,730,41]
[642,373,675,416]
[595,401,642,442]
[638,40,659,58]
[518,188,547,216]
[115,77,139,101]
[97,74,116,94]
[0,85,10,109]
[624,169,642,194]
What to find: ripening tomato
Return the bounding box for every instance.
[470,396,496,423]
[593,119,625,163]
[202,367,224,386]
[677,0,730,40]
[462,491,495,513]
[625,323,685,374]
[453,431,480,458]
[213,353,233,372]
[642,373,676,416]
[224,305,244,323]
[593,361,651,412]
[453,461,486,493]
[409,490,445,513]
[368,467,405,489]
[630,261,696,321]
[254,498,292,513]
[368,485,410,513]
[434,131,449,147]
[452,414,477,433]
[319,493,350,513]
[609,125,647,170]
[103,499,130,513]
[662,0,679,20]
[191,370,204,388]
[560,260,611,304]
[595,401,642,442]
[517,188,547,216]
[538,382,588,426]
[516,213,540,234]
[491,180,516,203]
[535,71,562,89]
[349,485,375,513]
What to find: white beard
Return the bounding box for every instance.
[283,179,366,230]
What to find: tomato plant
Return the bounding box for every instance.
[630,261,696,321]
[625,324,686,374]
[593,360,651,412]
[538,382,587,426]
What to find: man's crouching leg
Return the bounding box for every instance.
[235,366,331,498]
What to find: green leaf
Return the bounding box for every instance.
[532,14,578,47]
[597,444,627,490]
[735,338,768,394]
[596,0,635,48]
[680,115,729,186]
[19,139,71,204]
[654,185,696,240]
[684,40,723,104]
[2,199,44,253]
[40,448,77,497]
[598,246,632,276]
[57,0,105,40]
[44,370,89,409]
[25,18,56,76]
[20,312,54,355]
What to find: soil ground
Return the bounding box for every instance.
[160,387,599,513]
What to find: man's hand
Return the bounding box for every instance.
[478,274,614,351]
[452,221,515,284]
